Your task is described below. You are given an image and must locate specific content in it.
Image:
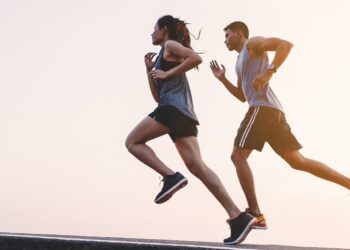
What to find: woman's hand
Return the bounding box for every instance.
[149,69,169,80]
[144,52,157,71]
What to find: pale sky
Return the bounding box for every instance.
[0,0,349,248]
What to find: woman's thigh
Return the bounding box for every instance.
[126,116,171,145]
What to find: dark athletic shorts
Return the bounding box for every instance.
[148,105,198,142]
[234,106,302,156]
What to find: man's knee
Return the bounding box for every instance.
[231,149,249,166]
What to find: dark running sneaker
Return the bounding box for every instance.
[224,212,257,245]
[154,172,188,204]
[245,208,268,230]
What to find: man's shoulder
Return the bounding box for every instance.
[246,36,267,57]
[246,36,265,48]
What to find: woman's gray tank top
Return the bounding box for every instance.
[154,47,199,123]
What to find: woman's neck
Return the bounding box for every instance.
[159,36,170,47]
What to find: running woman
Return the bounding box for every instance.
[126,16,256,245]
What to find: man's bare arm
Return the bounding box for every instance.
[210,60,246,102]
[246,37,293,91]
[247,36,293,71]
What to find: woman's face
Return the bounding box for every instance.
[151,24,166,45]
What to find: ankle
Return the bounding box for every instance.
[247,208,261,217]
[162,171,176,177]
[228,208,241,220]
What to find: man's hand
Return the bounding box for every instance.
[144,52,157,72]
[210,60,226,81]
[253,70,273,91]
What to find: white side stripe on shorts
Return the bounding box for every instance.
[239,107,260,147]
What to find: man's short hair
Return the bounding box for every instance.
[224,21,249,39]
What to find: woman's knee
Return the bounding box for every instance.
[185,160,205,177]
[125,135,133,152]
[125,133,139,153]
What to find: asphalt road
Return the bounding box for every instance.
[0,232,348,250]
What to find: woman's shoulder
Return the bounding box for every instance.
[164,40,183,51]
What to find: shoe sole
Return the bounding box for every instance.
[224,217,257,245]
[253,218,267,230]
[254,225,268,230]
[155,178,188,204]
[245,209,268,230]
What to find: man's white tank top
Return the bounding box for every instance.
[235,43,284,112]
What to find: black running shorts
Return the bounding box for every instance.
[234,106,302,156]
[149,105,198,142]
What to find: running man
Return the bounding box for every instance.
[210,21,350,229]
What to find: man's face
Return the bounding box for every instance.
[224,29,239,51]
[151,24,166,45]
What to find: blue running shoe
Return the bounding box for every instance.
[154,172,188,204]
[224,212,257,245]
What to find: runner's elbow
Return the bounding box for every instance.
[193,54,202,66]
[282,40,293,51]
[239,95,246,103]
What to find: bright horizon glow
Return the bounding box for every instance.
[0,0,349,248]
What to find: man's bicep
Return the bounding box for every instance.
[237,78,243,90]
[237,79,246,101]
[247,37,281,53]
